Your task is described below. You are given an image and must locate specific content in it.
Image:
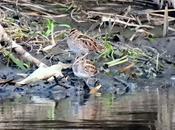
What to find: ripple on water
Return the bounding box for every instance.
[0,88,174,130]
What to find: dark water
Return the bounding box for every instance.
[0,88,174,130]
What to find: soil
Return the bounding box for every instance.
[0,0,175,102]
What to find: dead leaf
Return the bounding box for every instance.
[16,62,71,86]
[119,63,135,74]
[90,84,102,95]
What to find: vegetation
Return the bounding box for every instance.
[0,0,175,95]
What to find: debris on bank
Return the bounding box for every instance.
[0,0,175,101]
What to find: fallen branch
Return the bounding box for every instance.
[88,11,136,21]
[149,13,175,22]
[102,16,154,29]
[0,24,47,67]
[147,8,175,13]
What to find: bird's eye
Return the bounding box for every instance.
[70,28,77,33]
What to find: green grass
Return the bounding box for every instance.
[2,50,29,70]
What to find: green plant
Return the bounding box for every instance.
[105,55,128,67]
[99,40,115,60]
[2,50,29,70]
[58,23,71,29]
[44,19,55,37]
[43,19,71,38]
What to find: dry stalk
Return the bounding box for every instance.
[71,8,86,23]
[88,11,136,21]
[102,15,154,29]
[163,5,168,37]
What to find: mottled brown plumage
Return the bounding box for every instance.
[72,55,98,78]
[67,29,104,55]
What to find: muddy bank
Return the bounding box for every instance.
[0,0,175,102]
[1,34,175,102]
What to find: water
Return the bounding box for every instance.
[0,88,174,130]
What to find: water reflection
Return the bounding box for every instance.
[0,88,174,130]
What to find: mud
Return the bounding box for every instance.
[1,32,175,102]
[0,0,175,102]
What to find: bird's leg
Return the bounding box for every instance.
[53,76,59,84]
[85,78,102,95]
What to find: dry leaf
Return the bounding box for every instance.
[119,63,135,74]
[90,84,102,95]
[16,62,71,85]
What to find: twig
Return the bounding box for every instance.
[123,5,131,16]
[129,29,154,41]
[1,0,54,15]
[71,8,86,23]
[88,11,136,21]
[0,5,16,13]
[163,4,168,37]
[147,8,175,13]
[156,53,159,71]
[124,18,131,28]
[149,13,175,22]
[168,27,175,32]
[102,16,154,29]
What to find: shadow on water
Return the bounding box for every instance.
[0,88,174,130]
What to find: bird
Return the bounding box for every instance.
[72,54,98,78]
[72,52,100,92]
[67,28,104,56]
